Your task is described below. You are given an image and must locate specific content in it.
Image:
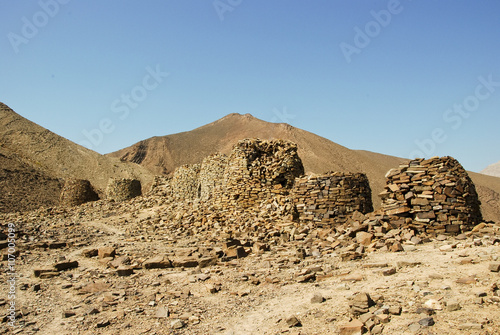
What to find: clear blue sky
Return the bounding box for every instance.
[1,0,499,172]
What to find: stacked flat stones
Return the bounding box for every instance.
[59,179,99,207]
[379,157,482,234]
[171,164,201,200]
[293,172,373,226]
[106,178,142,202]
[218,139,304,209]
[199,154,227,201]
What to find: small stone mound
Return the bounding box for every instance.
[59,179,99,207]
[379,156,482,234]
[106,178,142,202]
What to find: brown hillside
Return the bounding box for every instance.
[108,113,500,221]
[0,145,63,212]
[0,102,154,211]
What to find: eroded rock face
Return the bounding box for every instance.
[379,157,482,234]
[59,179,99,207]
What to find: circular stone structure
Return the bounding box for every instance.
[59,179,99,207]
[106,178,142,202]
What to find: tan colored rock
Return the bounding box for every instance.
[356,232,373,246]
[143,256,172,269]
[339,319,364,335]
[59,179,99,207]
[98,247,116,259]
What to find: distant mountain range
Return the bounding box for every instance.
[1,102,500,222]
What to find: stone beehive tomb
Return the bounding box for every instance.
[160,138,374,226]
[379,156,482,234]
[217,138,305,208]
[171,164,201,200]
[166,138,305,207]
[59,179,99,207]
[198,154,228,201]
[293,172,373,226]
[106,178,142,202]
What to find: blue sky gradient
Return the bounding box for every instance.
[1,0,499,172]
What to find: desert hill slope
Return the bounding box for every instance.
[108,113,500,221]
[0,102,154,211]
[482,160,500,178]
[0,145,63,213]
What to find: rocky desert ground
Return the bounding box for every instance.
[2,103,500,335]
[2,188,500,335]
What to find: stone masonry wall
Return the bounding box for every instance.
[171,164,201,200]
[292,172,373,226]
[215,139,304,209]
[379,157,482,234]
[60,179,99,207]
[199,154,228,201]
[106,178,142,202]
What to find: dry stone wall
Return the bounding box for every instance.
[159,150,483,233]
[199,154,227,201]
[153,138,375,226]
[292,172,373,225]
[106,178,142,202]
[59,179,99,207]
[171,164,201,200]
[379,157,482,234]
[215,139,304,209]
